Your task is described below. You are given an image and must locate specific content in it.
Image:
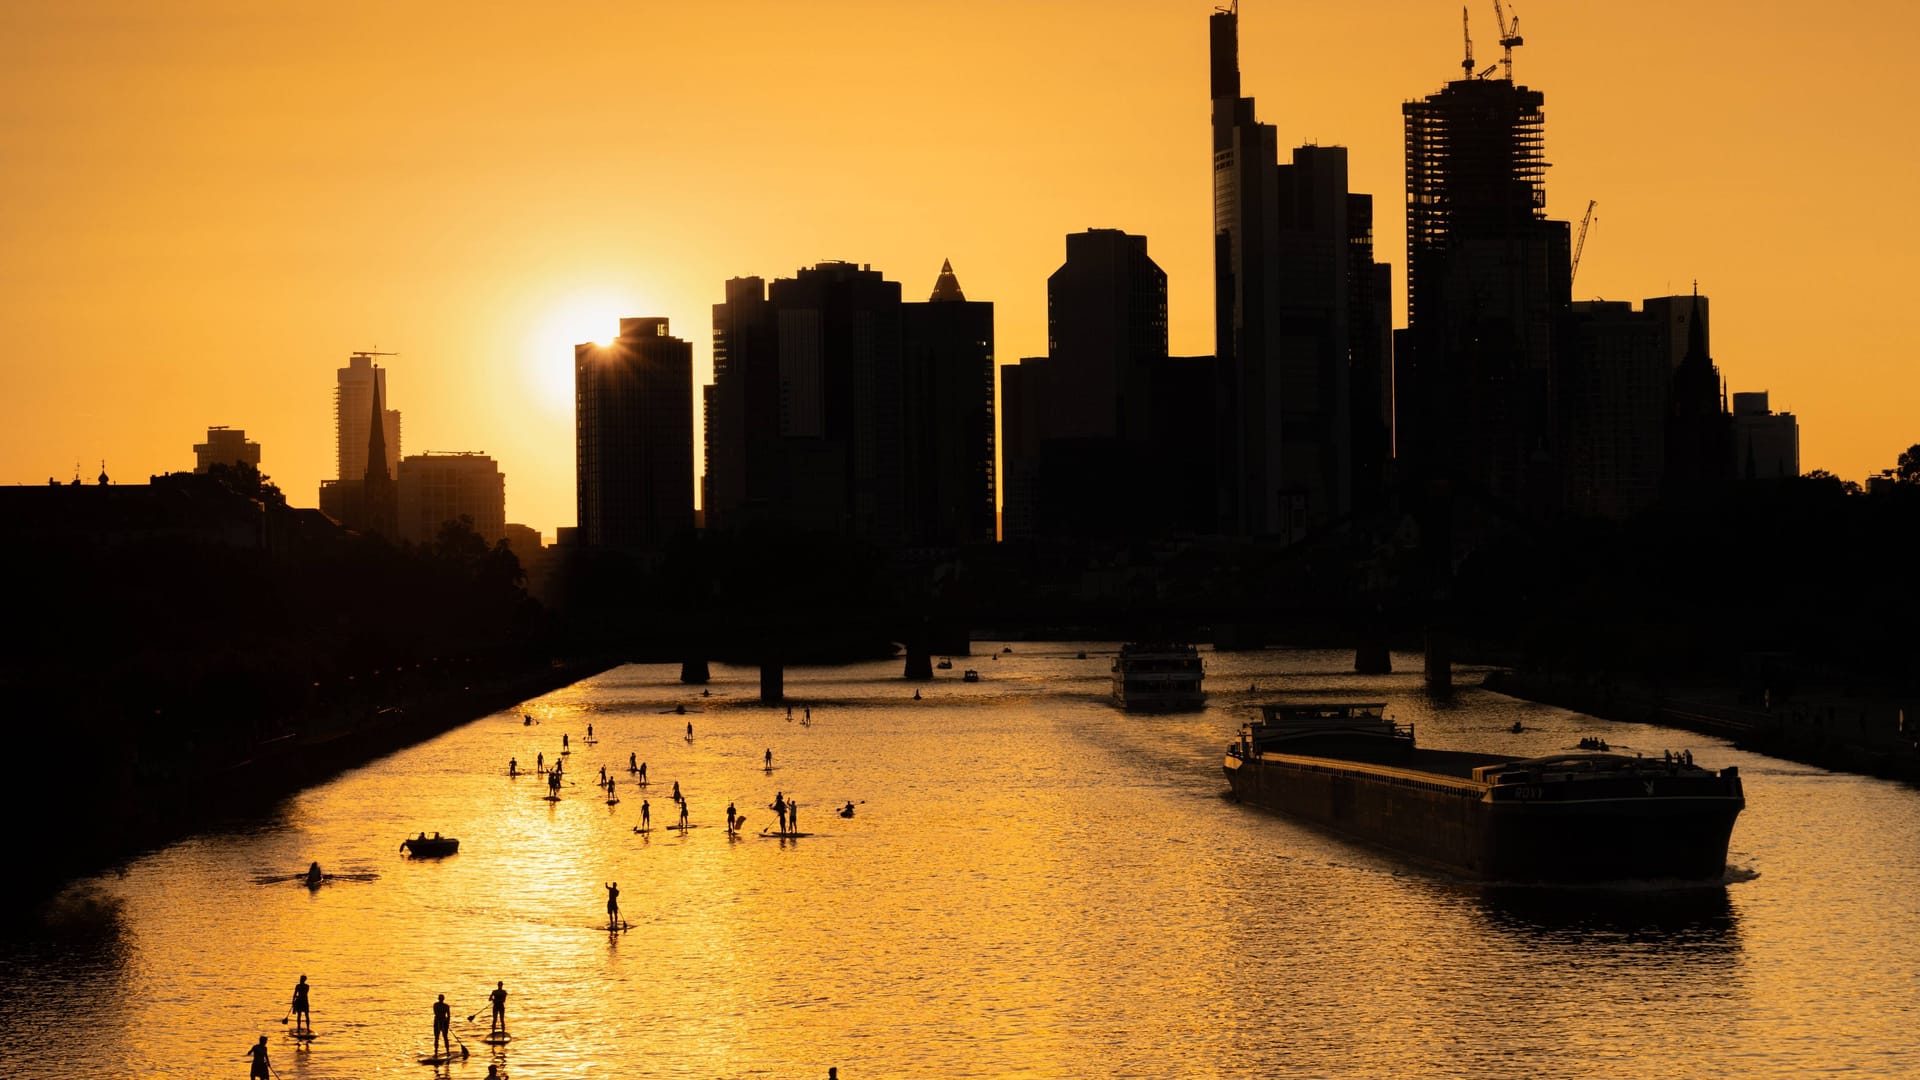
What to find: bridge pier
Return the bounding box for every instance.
[680,659,710,684]
[1424,630,1452,693]
[759,663,784,703]
[1354,636,1391,675]
[904,643,932,681]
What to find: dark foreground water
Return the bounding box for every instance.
[7,648,1918,1078]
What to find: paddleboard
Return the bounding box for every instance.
[761,830,814,838]
[605,798,620,806]
[543,795,562,802]
[418,1055,454,1066]
[582,738,598,745]
[481,1034,511,1045]
[603,919,634,932]
[289,1031,318,1042]
[633,826,653,834]
[560,749,571,755]
[666,823,703,831]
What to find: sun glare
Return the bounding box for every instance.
[527,295,628,414]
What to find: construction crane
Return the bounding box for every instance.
[1492,0,1524,80]
[1460,7,1476,79]
[1571,199,1597,288]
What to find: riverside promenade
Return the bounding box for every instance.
[1483,670,1920,784]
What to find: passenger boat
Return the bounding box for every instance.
[1223,701,1745,882]
[400,835,460,858]
[962,669,980,682]
[1110,642,1205,711]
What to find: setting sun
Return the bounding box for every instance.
[525,294,627,415]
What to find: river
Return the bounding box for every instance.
[6,648,1917,1078]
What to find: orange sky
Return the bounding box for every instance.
[4,1,1915,537]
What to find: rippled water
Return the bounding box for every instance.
[7,648,1919,1078]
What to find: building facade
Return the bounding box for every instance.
[334,351,400,486]
[576,318,695,550]
[397,452,506,545]
[1732,392,1799,480]
[193,427,262,474]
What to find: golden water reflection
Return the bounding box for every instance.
[4,650,1918,1077]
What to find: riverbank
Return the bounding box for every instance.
[14,653,618,920]
[1483,670,1920,784]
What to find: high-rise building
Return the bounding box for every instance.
[1400,71,1571,517]
[1732,392,1799,480]
[1209,8,1390,537]
[703,263,912,544]
[397,452,505,545]
[901,260,996,546]
[193,427,261,474]
[1210,5,1283,535]
[1560,299,1669,518]
[1001,230,1212,540]
[334,351,400,485]
[576,317,694,550]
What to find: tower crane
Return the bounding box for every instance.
[1571,199,1597,288]
[1492,0,1524,80]
[1461,7,1475,79]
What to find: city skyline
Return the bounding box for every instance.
[4,1,1915,535]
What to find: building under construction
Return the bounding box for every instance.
[1399,68,1570,518]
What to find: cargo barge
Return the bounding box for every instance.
[1224,702,1745,882]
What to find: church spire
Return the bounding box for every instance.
[929,258,966,302]
[362,366,397,538]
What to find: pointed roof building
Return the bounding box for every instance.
[929,259,966,302]
[362,368,398,538]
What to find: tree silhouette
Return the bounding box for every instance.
[1897,444,1920,484]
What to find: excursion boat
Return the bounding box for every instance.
[1110,642,1205,711]
[400,835,460,858]
[1223,701,1745,882]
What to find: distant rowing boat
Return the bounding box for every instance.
[400,836,459,857]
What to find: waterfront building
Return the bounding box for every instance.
[397,451,506,545]
[192,427,262,474]
[576,317,695,550]
[1560,300,1669,519]
[1733,392,1798,481]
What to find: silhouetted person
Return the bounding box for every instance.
[509,757,518,777]
[672,780,682,804]
[765,748,773,770]
[686,720,693,737]
[840,801,855,818]
[640,799,651,830]
[304,862,323,888]
[774,792,787,832]
[587,724,594,740]
[599,766,606,785]
[638,761,648,784]
[524,714,532,726]
[678,799,690,829]
[605,882,620,927]
[291,974,311,1031]
[562,733,569,750]
[433,994,452,1056]
[537,752,544,772]
[629,752,637,773]
[913,689,921,700]
[244,1035,272,1079]
[488,981,508,1034]
[789,799,797,832]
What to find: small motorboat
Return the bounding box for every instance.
[401,835,460,858]
[936,658,953,670]
[962,669,980,683]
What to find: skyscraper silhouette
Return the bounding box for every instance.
[900,260,996,546]
[1400,68,1571,518]
[703,263,923,545]
[1210,4,1283,536]
[575,318,694,550]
